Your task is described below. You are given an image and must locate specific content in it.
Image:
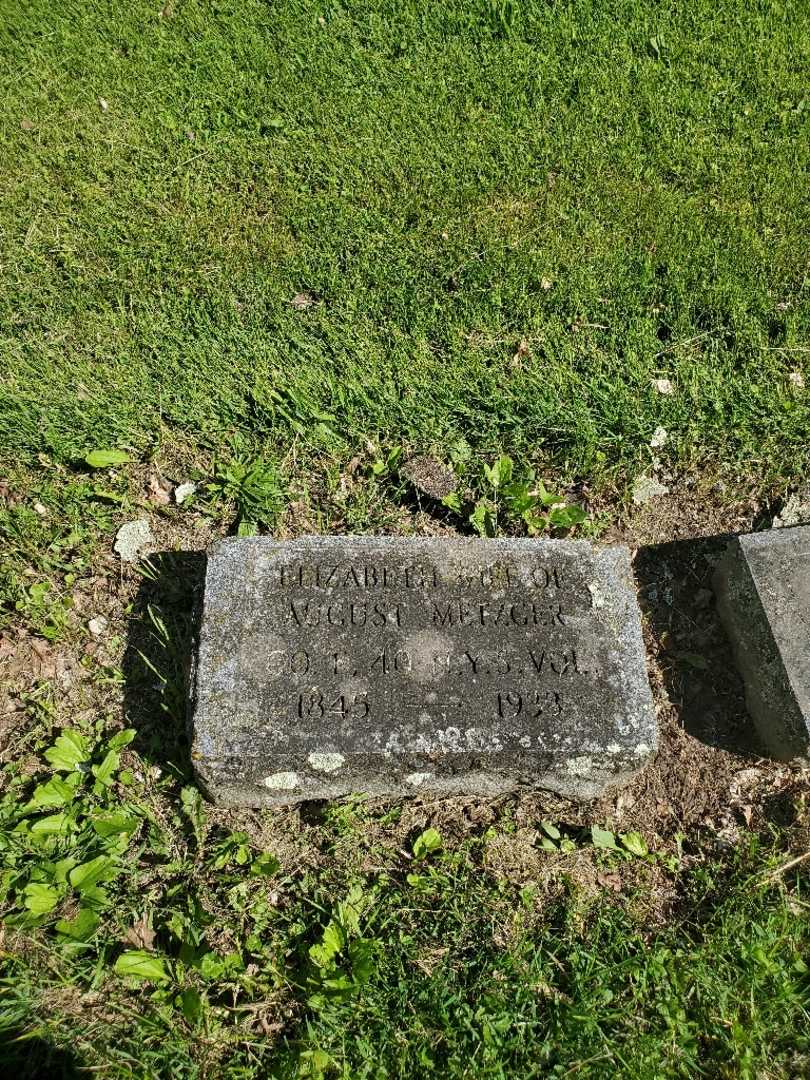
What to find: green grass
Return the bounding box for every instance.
[0,717,808,1079]
[1,1,810,1076]
[1,0,808,489]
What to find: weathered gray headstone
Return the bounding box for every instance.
[189,537,657,805]
[714,525,810,760]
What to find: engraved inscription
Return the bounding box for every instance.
[288,600,403,627]
[244,551,603,731]
[431,600,566,628]
[279,563,440,589]
[194,537,658,802]
[266,649,311,676]
[297,691,370,719]
[260,646,595,683]
[496,690,563,719]
[276,560,568,593]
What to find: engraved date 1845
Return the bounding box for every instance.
[297,691,370,720]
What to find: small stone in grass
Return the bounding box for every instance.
[652,378,674,395]
[174,481,197,505]
[88,615,108,637]
[789,371,805,390]
[649,426,668,449]
[631,475,669,505]
[291,291,318,309]
[772,487,810,529]
[114,519,154,562]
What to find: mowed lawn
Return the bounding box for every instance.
[1,2,809,1078]
[1,0,808,485]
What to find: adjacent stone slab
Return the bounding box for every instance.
[189,537,657,805]
[714,525,810,760]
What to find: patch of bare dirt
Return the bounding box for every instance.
[400,455,458,501]
[602,479,805,841]
[600,474,764,547]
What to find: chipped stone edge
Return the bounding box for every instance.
[198,757,648,808]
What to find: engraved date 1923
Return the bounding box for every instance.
[497,689,562,718]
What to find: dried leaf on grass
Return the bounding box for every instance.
[291,291,318,309]
[146,476,173,505]
[122,916,156,951]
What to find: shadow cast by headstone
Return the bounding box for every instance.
[0,1028,83,1079]
[633,532,766,757]
[122,550,206,777]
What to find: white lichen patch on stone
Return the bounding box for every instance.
[634,743,651,756]
[565,755,594,777]
[435,726,464,751]
[404,772,434,787]
[464,726,503,751]
[263,771,299,790]
[307,752,345,773]
[588,582,606,609]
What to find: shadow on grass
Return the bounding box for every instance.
[0,1028,82,1078]
[122,550,205,778]
[634,532,766,757]
[121,533,771,781]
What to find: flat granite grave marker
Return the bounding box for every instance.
[714,525,810,760]
[189,537,657,805]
